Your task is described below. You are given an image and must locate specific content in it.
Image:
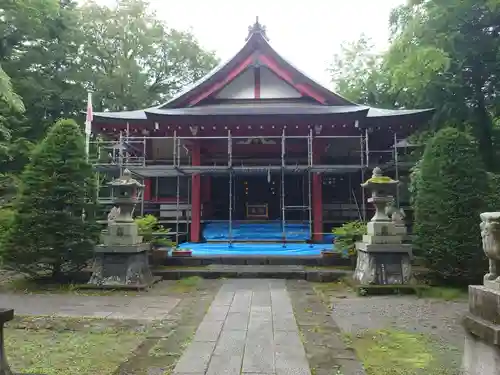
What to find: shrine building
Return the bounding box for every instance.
[90,19,432,248]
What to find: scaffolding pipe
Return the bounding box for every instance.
[281,128,285,168]
[175,172,180,247]
[228,172,233,247]
[308,165,312,244]
[281,129,286,245]
[173,130,177,167]
[176,133,181,166]
[360,132,367,222]
[228,129,232,168]
[140,176,145,216]
[104,135,363,141]
[361,168,366,222]
[365,129,370,167]
[394,132,400,208]
[118,131,123,175]
[308,129,314,240]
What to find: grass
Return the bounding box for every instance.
[4,316,148,375]
[311,276,467,302]
[417,286,468,301]
[156,265,208,270]
[312,278,354,308]
[1,274,209,296]
[169,276,204,293]
[2,277,139,296]
[348,329,460,375]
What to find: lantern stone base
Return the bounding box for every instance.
[354,218,412,285]
[353,249,412,285]
[88,244,155,289]
[462,285,500,375]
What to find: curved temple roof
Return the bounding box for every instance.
[92,18,433,127]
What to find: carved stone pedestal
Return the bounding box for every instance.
[462,286,500,375]
[461,212,500,375]
[88,244,155,289]
[354,221,412,285]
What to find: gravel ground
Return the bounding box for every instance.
[331,295,468,368]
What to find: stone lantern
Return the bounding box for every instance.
[88,169,155,288]
[361,167,399,222]
[353,167,412,285]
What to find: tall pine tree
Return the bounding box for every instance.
[2,119,99,278]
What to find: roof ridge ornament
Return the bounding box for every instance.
[246,16,269,41]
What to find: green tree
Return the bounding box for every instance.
[0,0,219,181]
[413,127,488,284]
[329,35,394,107]
[1,119,100,278]
[330,0,500,169]
[77,0,219,111]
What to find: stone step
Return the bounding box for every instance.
[153,265,351,282]
[166,254,351,267]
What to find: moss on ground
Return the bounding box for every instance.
[311,278,356,308]
[169,276,204,293]
[3,279,222,375]
[349,329,461,375]
[5,316,148,375]
[1,276,212,297]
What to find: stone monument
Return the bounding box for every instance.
[462,212,500,375]
[88,169,155,289]
[353,167,412,285]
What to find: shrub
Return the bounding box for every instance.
[486,172,500,211]
[1,119,100,278]
[0,207,14,253]
[332,220,367,257]
[135,214,173,247]
[413,127,488,284]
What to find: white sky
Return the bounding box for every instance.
[94,0,404,87]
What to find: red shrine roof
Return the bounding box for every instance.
[93,18,433,128]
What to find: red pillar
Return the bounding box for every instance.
[312,139,323,242]
[190,141,201,242]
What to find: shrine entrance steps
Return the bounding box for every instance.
[153,264,351,282]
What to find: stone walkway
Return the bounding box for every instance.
[0,293,180,320]
[173,279,311,375]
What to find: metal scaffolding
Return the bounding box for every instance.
[92,127,389,241]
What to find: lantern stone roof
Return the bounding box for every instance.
[108,169,144,188]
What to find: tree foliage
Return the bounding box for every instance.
[330,0,500,169]
[76,0,219,111]
[1,119,100,278]
[0,0,219,180]
[413,128,488,284]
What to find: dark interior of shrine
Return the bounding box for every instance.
[210,174,308,221]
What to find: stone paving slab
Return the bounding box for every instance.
[0,293,180,320]
[172,279,311,375]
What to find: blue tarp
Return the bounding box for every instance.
[177,242,334,256]
[203,222,316,242]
